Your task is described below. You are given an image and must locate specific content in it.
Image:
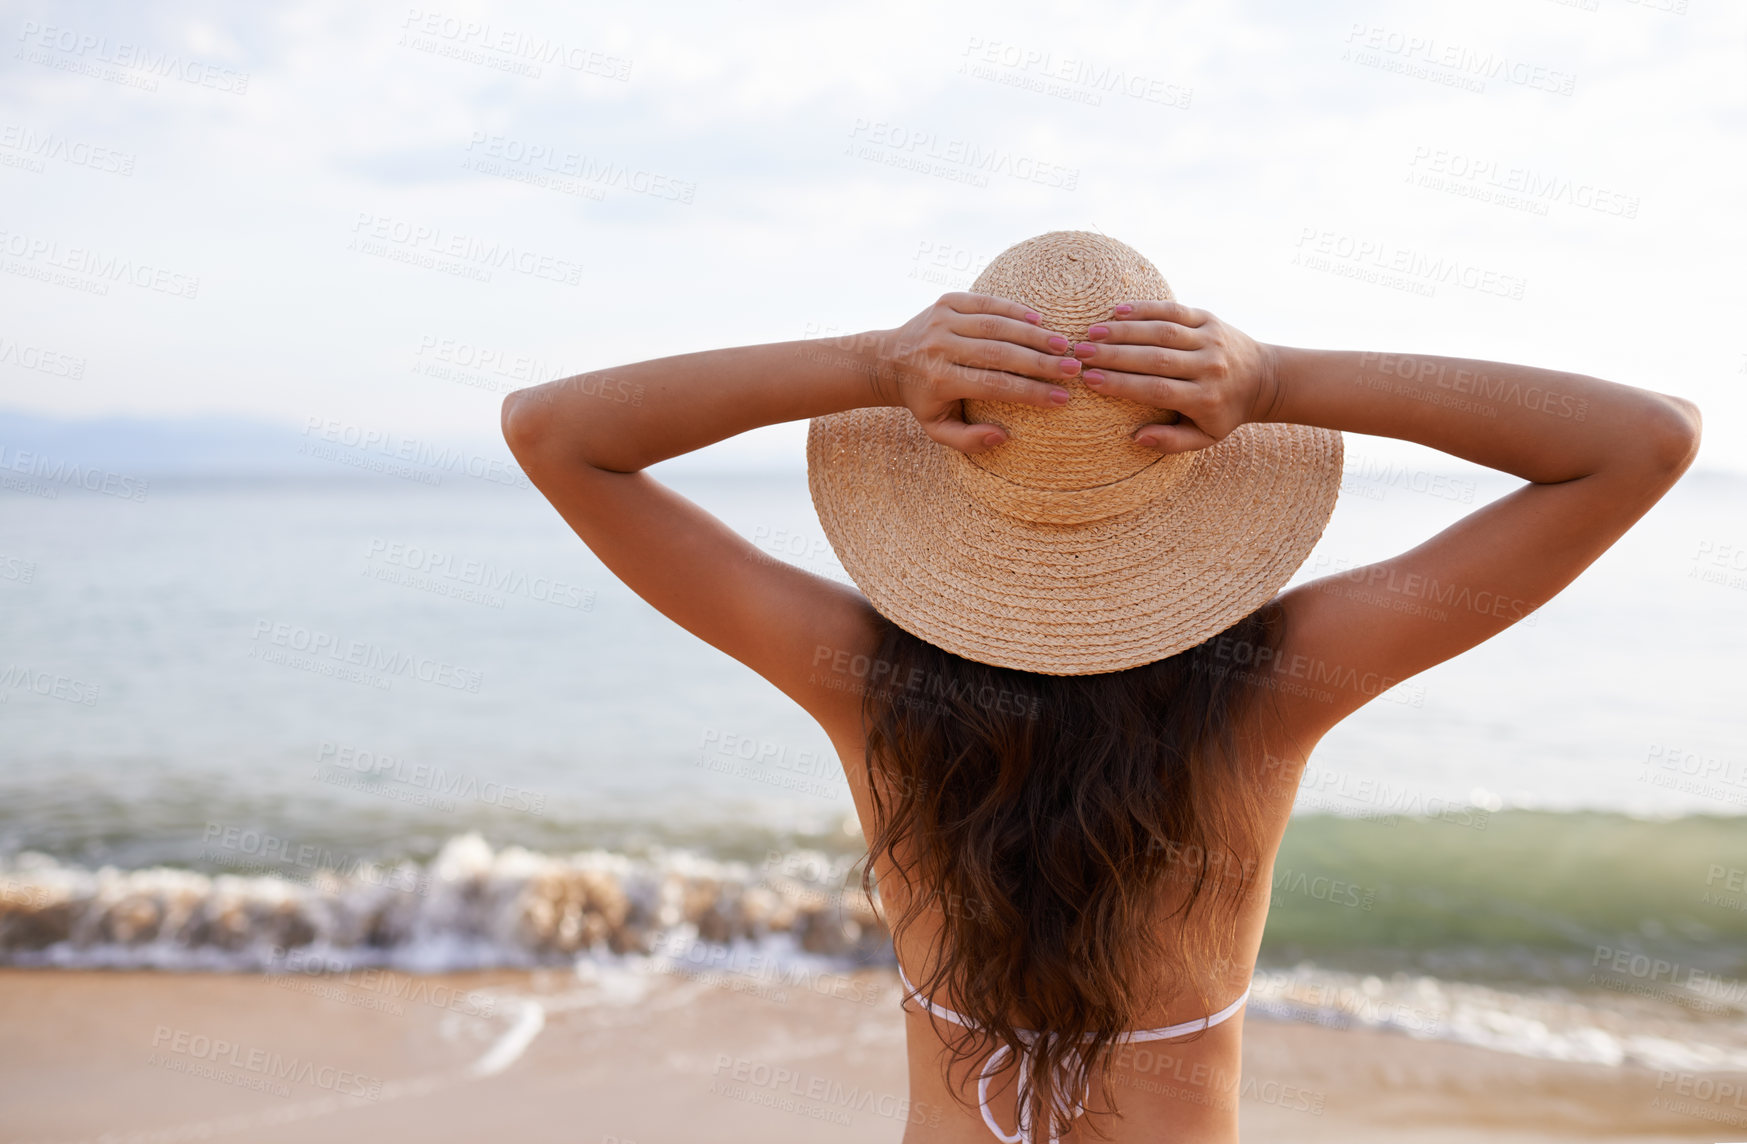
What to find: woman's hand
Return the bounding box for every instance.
[871,292,1084,454]
[1073,300,1280,453]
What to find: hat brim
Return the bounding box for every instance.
[806,407,1343,675]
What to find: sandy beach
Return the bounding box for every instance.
[0,966,1732,1144]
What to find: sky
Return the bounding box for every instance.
[1,0,1743,473]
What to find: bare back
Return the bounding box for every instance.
[502,292,1700,1143]
[816,655,1314,1142]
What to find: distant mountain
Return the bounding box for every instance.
[0,409,334,475]
[0,407,804,479]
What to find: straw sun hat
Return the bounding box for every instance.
[806,230,1343,676]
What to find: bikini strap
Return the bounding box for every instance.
[977,1040,1089,1144]
[1122,981,1252,1042]
[896,963,974,1030]
[899,964,1090,1144]
[896,965,1249,1143]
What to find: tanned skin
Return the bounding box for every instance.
[501,293,1700,1142]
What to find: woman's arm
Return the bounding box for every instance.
[1256,345,1697,486]
[500,293,1080,733]
[502,294,1079,472]
[1074,303,1702,746]
[502,333,883,475]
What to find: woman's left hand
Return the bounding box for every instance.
[1072,300,1281,453]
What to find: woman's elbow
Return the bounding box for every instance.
[501,387,549,461]
[1643,394,1702,477]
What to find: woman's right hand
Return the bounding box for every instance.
[870,292,1084,455]
[1074,299,1279,455]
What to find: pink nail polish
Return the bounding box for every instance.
[1023,311,1041,324]
[1088,325,1109,339]
[1114,303,1133,315]
[1059,358,1080,373]
[1049,388,1071,405]
[1073,343,1096,359]
[1084,370,1105,385]
[1047,335,1069,351]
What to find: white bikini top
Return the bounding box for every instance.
[896,963,1251,1144]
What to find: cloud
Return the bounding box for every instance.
[0,0,1740,471]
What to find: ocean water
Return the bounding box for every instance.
[1,463,1744,1072]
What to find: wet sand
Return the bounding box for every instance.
[0,967,1732,1143]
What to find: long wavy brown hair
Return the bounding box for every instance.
[855,602,1285,1142]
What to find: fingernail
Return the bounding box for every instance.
[1084,370,1106,386]
[1132,433,1154,447]
[1058,358,1081,374]
[984,431,1005,446]
[1113,304,1133,316]
[1023,312,1041,324]
[1047,335,1069,351]
[1073,342,1097,359]
[1049,388,1071,405]
[1087,325,1110,340]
